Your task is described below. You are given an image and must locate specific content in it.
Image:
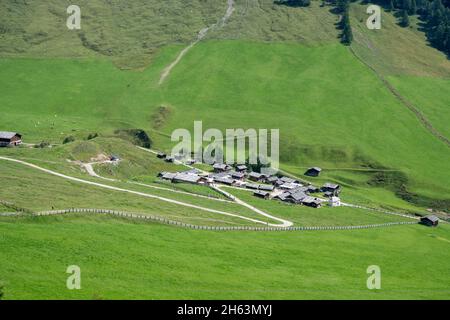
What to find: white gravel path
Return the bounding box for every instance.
[0,156,290,227]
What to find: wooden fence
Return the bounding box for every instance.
[0,207,418,232]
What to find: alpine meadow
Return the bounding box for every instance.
[0,0,449,301]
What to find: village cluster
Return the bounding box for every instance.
[156,152,342,209]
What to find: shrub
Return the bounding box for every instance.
[87,133,98,140]
[34,141,51,148]
[63,136,76,144]
[114,129,152,148]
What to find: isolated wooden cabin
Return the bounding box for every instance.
[0,132,22,147]
[305,167,322,177]
[322,183,341,195]
[420,215,439,227]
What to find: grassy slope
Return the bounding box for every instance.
[350,3,450,78]
[159,40,450,199]
[387,76,450,139]
[224,187,413,226]
[0,0,225,68]
[350,3,450,156]
[1,40,449,209]
[0,159,268,226]
[1,215,449,300]
[0,0,449,300]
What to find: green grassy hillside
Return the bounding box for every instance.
[1,0,449,301]
[1,215,449,299]
[1,39,449,211]
[0,0,225,68]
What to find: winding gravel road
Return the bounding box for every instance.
[0,156,292,227]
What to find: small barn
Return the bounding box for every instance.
[254,190,270,199]
[288,191,307,204]
[305,167,322,177]
[302,197,322,208]
[214,176,235,186]
[322,183,341,195]
[236,164,247,172]
[231,171,246,180]
[248,172,264,182]
[266,176,279,185]
[213,163,231,173]
[280,176,298,184]
[0,132,22,147]
[246,183,260,190]
[420,215,439,227]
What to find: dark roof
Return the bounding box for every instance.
[280,182,299,189]
[289,191,307,201]
[258,184,274,191]
[213,163,231,170]
[173,173,202,183]
[214,177,235,185]
[231,171,245,179]
[323,183,340,189]
[422,215,439,222]
[275,192,290,201]
[307,185,319,191]
[0,131,20,139]
[254,190,270,197]
[182,169,202,175]
[280,176,296,184]
[267,176,279,183]
[249,172,263,178]
[302,196,321,204]
[161,172,177,180]
[308,167,322,172]
[210,172,229,179]
[289,186,308,194]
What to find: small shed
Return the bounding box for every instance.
[302,196,322,208]
[420,215,439,227]
[322,183,341,195]
[165,156,175,163]
[280,176,297,184]
[258,184,275,192]
[213,163,231,173]
[236,164,248,172]
[306,185,320,193]
[214,176,235,186]
[0,132,22,147]
[231,171,246,180]
[305,167,322,177]
[289,191,307,204]
[249,172,264,182]
[246,183,260,190]
[254,190,270,199]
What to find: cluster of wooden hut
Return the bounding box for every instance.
[156,155,343,209]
